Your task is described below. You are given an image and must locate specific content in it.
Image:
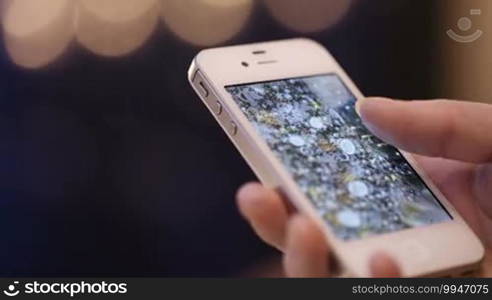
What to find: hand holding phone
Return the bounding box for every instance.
[188,39,485,277]
[238,97,492,277]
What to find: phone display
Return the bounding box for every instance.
[226,74,451,241]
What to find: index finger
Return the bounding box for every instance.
[357,98,492,163]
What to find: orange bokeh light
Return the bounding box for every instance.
[161,0,254,47]
[76,0,160,57]
[2,0,75,68]
[264,0,352,33]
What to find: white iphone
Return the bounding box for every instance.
[187,38,484,277]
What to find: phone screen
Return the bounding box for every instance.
[226,74,451,241]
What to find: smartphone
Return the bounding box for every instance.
[187,38,484,277]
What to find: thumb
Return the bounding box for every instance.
[369,253,401,277]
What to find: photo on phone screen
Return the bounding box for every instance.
[226,74,451,241]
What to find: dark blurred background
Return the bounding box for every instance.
[1,0,487,277]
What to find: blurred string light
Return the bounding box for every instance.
[1,0,354,68]
[76,0,159,57]
[263,0,353,33]
[160,0,254,46]
[1,0,75,68]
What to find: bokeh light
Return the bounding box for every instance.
[76,0,160,57]
[264,0,352,33]
[160,0,254,46]
[0,0,355,68]
[2,0,75,68]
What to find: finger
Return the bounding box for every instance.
[284,215,329,277]
[411,154,474,188]
[475,164,492,219]
[369,252,401,277]
[356,98,492,163]
[236,182,289,251]
[412,155,485,236]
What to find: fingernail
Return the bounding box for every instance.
[356,97,391,118]
[357,97,399,145]
[357,97,395,120]
[355,98,366,117]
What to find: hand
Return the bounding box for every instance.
[237,97,492,277]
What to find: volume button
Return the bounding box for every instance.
[214,101,223,115]
[198,81,209,97]
[229,121,238,136]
